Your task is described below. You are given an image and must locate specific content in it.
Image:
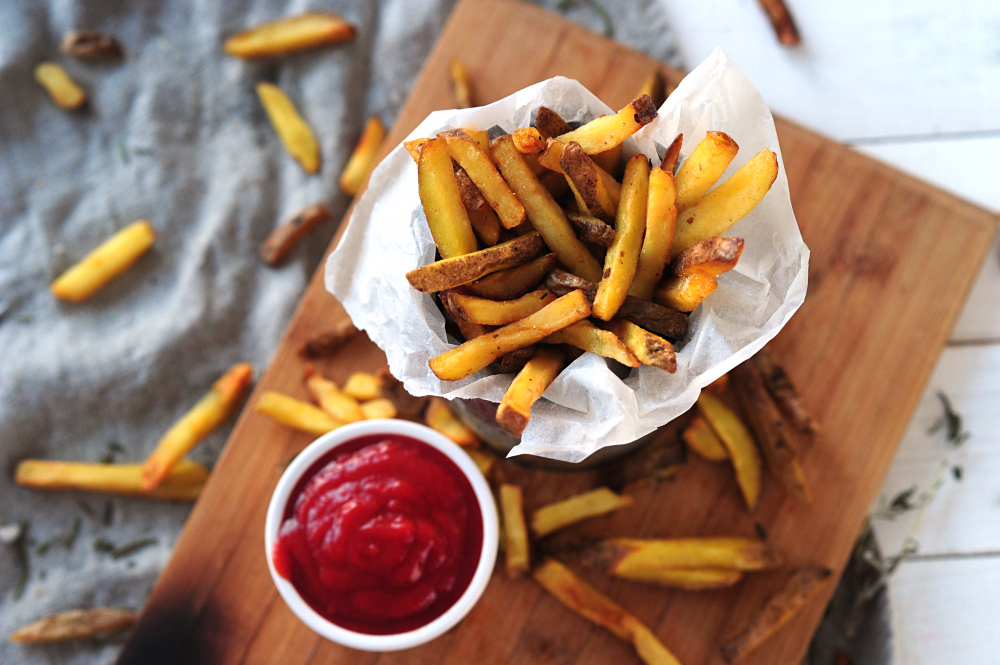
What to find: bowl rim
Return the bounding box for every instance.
[264,418,499,652]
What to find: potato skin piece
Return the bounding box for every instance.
[567,213,615,248]
[466,253,556,300]
[560,141,616,222]
[671,236,744,277]
[406,232,546,293]
[534,106,573,139]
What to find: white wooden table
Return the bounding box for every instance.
[655,1,1000,662]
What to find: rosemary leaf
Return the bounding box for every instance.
[111,537,158,560]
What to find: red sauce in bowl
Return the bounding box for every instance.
[272,434,484,635]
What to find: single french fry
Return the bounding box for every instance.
[683,414,729,461]
[425,397,479,446]
[465,448,495,478]
[441,287,493,342]
[537,138,622,206]
[342,372,383,401]
[418,138,479,258]
[15,459,208,502]
[450,59,472,108]
[499,484,530,577]
[533,559,682,665]
[464,128,491,153]
[444,288,554,326]
[756,0,801,46]
[404,138,429,162]
[513,127,545,155]
[496,346,564,436]
[490,135,603,282]
[612,567,744,590]
[637,71,666,107]
[468,206,501,246]
[298,319,358,359]
[592,142,623,177]
[454,165,487,212]
[360,397,397,420]
[255,391,342,435]
[224,13,355,58]
[567,212,615,248]
[654,273,719,312]
[593,155,650,320]
[51,220,156,303]
[257,83,320,174]
[661,133,683,172]
[750,347,819,436]
[546,320,640,367]
[531,487,633,537]
[584,537,783,576]
[534,106,573,139]
[672,236,745,277]
[445,132,526,230]
[340,116,385,195]
[721,566,832,663]
[430,289,591,381]
[60,31,124,59]
[259,203,332,265]
[406,232,546,293]
[630,166,678,300]
[560,141,618,222]
[10,608,138,643]
[698,392,762,511]
[557,94,657,154]
[304,365,365,423]
[672,149,778,258]
[467,253,556,300]
[608,319,676,373]
[35,62,86,109]
[675,132,740,212]
[141,363,252,491]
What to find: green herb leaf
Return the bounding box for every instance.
[117,139,131,165]
[93,537,115,553]
[77,500,96,518]
[111,537,158,560]
[8,521,30,600]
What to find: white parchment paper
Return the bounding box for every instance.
[326,48,809,462]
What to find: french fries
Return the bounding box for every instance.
[750,348,818,436]
[537,138,622,207]
[499,345,536,373]
[661,133,684,172]
[720,566,832,663]
[499,484,530,576]
[584,537,783,574]
[637,71,666,108]
[224,13,356,58]
[429,289,591,381]
[468,205,502,247]
[513,127,546,154]
[608,319,676,372]
[342,372,383,401]
[255,391,341,435]
[454,165,487,212]
[425,397,479,446]
[697,392,762,511]
[51,220,156,303]
[406,232,546,293]
[450,59,472,108]
[654,272,719,313]
[304,365,365,423]
[259,203,332,265]
[465,448,496,478]
[531,487,633,537]
[534,106,572,139]
[376,368,429,419]
[593,155,650,320]
[656,237,745,312]
[674,132,740,212]
[340,116,385,196]
[60,31,124,59]
[444,131,526,229]
[441,287,493,342]
[34,62,86,109]
[10,608,138,643]
[496,346,564,435]
[257,83,320,174]
[15,459,208,502]
[592,142,623,177]
[533,559,682,665]
[298,319,358,358]
[490,135,603,282]
[672,149,778,258]
[756,0,801,46]
[418,137,479,258]
[560,141,617,222]
[141,363,253,491]
[466,253,556,300]
[610,567,744,590]
[567,212,615,248]
[682,415,729,461]
[546,320,640,367]
[360,398,397,420]
[557,94,658,155]
[630,166,677,300]
[443,288,554,326]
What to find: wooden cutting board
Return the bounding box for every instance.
[116,1,998,664]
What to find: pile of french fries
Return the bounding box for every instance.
[403,98,778,436]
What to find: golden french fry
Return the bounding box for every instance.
[531,487,633,537]
[672,149,778,258]
[593,155,650,320]
[257,83,320,174]
[340,116,385,195]
[51,220,156,303]
[450,59,472,108]
[683,414,729,461]
[304,365,365,423]
[418,137,479,258]
[404,138,428,162]
[538,138,622,207]
[444,132,526,229]
[637,71,666,107]
[612,567,743,590]
[299,320,358,359]
[342,372,383,401]
[425,397,479,446]
[465,128,491,153]
[672,236,745,277]
[468,206,501,246]
[224,13,355,58]
[534,106,573,139]
[499,484,530,577]
[513,127,546,155]
[661,133,683,172]
[440,286,493,343]
[630,166,677,300]
[465,447,495,478]
[584,537,783,575]
[533,559,682,665]
[557,94,657,154]
[567,212,615,248]
[141,363,252,491]
[260,203,332,266]
[360,397,397,420]
[698,391,762,511]
[757,0,801,46]
[34,62,86,109]
[675,132,740,211]
[429,289,591,381]
[560,141,617,222]
[546,320,640,368]
[608,319,676,372]
[15,459,208,502]
[406,232,546,293]
[750,348,819,437]
[10,608,138,643]
[654,273,718,312]
[496,346,564,436]
[490,135,603,282]
[592,142,623,177]
[443,288,554,326]
[466,253,556,300]
[255,391,342,435]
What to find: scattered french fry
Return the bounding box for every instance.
[546,320,640,368]
[560,141,617,222]
[467,253,556,300]
[611,567,744,590]
[674,132,740,212]
[141,363,253,491]
[15,459,208,502]
[496,346,564,436]
[340,116,385,195]
[697,392,762,511]
[257,83,320,174]
[513,127,545,155]
[557,94,658,155]
[406,232,546,293]
[683,414,729,461]
[51,220,156,303]
[534,106,572,139]
[60,31,123,59]
[630,165,678,300]
[342,372,384,402]
[425,397,479,446]
[259,203,332,265]
[418,137,479,258]
[608,319,676,372]
[255,391,341,435]
[531,487,633,537]
[584,537,783,575]
[224,13,356,58]
[304,365,365,423]
[35,62,86,109]
[567,212,615,248]
[750,348,819,436]
[444,288,554,326]
[756,0,801,46]
[499,484,530,576]
[298,319,358,358]
[360,397,397,420]
[450,59,472,108]
[10,608,138,643]
[444,131,526,229]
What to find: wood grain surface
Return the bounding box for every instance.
[115,1,998,664]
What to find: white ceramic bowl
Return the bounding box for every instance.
[265,419,499,652]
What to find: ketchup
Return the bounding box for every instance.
[272,435,483,635]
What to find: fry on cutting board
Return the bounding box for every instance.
[340,116,386,195]
[10,608,138,643]
[496,346,564,436]
[298,319,359,358]
[304,365,365,423]
[224,13,356,58]
[15,459,208,502]
[683,414,729,461]
[531,487,633,537]
[35,62,86,109]
[259,203,332,266]
[51,220,156,303]
[141,362,253,491]
[425,397,479,446]
[583,537,783,574]
[499,484,530,577]
[255,391,341,435]
[697,391,762,511]
[603,429,686,491]
[257,83,320,174]
[450,58,472,108]
[750,347,819,437]
[342,372,383,402]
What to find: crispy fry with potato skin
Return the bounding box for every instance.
[531,487,634,537]
[298,319,358,359]
[683,414,729,461]
[557,94,658,155]
[594,155,650,320]
[534,106,573,139]
[608,319,676,372]
[499,344,536,373]
[404,138,429,162]
[445,131,526,230]
[721,566,832,663]
[406,232,546,293]
[430,290,591,381]
[304,365,366,424]
[360,398,397,420]
[654,272,719,312]
[260,203,332,266]
[342,372,383,401]
[491,135,603,281]
[513,127,545,154]
[630,166,678,300]
[567,212,615,248]
[225,13,355,58]
[611,567,744,590]
[255,391,342,435]
[583,537,783,574]
[675,132,740,212]
[257,83,320,174]
[496,346,563,436]
[440,286,493,343]
[698,391,762,511]
[51,220,156,303]
[500,484,530,576]
[444,288,554,326]
[466,253,556,300]
[661,133,683,172]
[756,0,801,46]
[538,138,622,207]
[560,141,618,222]
[340,116,385,195]
[425,397,479,446]
[35,62,86,109]
[454,164,487,212]
[750,347,819,436]
[656,237,745,311]
[418,137,479,258]
[141,363,252,491]
[637,71,666,107]
[546,320,640,367]
[16,459,208,502]
[450,59,472,108]
[10,608,138,643]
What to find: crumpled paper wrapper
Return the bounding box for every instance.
[326,48,809,462]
